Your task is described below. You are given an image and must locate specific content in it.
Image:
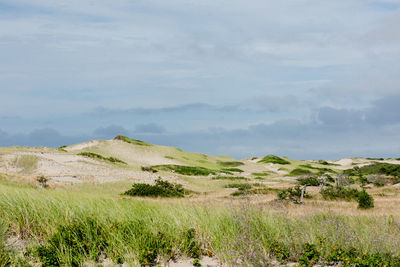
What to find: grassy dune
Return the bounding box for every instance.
[1,177,400,266]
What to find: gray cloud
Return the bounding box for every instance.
[135,123,166,134]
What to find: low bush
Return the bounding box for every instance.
[141,166,158,173]
[320,186,360,201]
[298,243,320,267]
[277,186,311,201]
[152,165,217,176]
[298,164,335,174]
[217,161,244,167]
[270,241,290,263]
[258,155,290,165]
[344,163,400,177]
[123,178,185,198]
[357,190,374,209]
[288,168,312,176]
[212,176,249,181]
[297,176,322,186]
[36,176,49,188]
[78,152,126,165]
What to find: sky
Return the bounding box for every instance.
[0,0,400,159]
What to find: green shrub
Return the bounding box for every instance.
[344,163,400,177]
[212,176,249,181]
[123,178,185,198]
[299,164,335,174]
[152,165,217,176]
[114,135,152,146]
[297,176,322,186]
[181,229,202,259]
[36,218,108,266]
[36,176,49,188]
[217,161,244,167]
[373,180,385,187]
[320,186,360,201]
[288,168,312,176]
[78,152,126,165]
[258,155,290,165]
[298,243,320,266]
[270,241,290,263]
[357,190,374,209]
[141,166,158,173]
[277,186,311,201]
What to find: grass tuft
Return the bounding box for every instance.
[258,155,290,165]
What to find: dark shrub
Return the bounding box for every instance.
[357,190,374,209]
[217,161,244,167]
[288,168,312,176]
[297,176,321,186]
[152,165,217,176]
[320,186,360,201]
[123,178,185,198]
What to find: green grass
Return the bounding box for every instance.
[78,152,127,165]
[114,135,152,146]
[298,164,335,173]
[258,155,290,165]
[0,179,400,266]
[211,176,249,181]
[221,168,244,173]
[152,165,217,176]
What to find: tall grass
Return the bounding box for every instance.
[0,181,400,266]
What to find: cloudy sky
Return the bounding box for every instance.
[1,0,400,159]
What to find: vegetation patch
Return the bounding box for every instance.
[217,161,244,167]
[317,160,339,166]
[344,163,400,177]
[297,176,323,186]
[114,135,152,146]
[258,155,290,165]
[123,178,185,198]
[221,168,243,173]
[152,164,217,176]
[299,164,335,174]
[212,176,249,181]
[288,168,312,176]
[320,185,360,201]
[277,185,311,201]
[78,152,126,165]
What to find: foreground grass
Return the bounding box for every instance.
[1,179,400,266]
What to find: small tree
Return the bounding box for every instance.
[357,190,374,209]
[36,176,49,188]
